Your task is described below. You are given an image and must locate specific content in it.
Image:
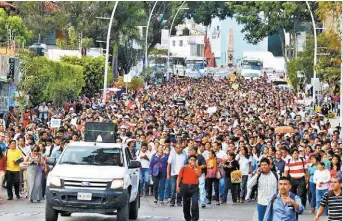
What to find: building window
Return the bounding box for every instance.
[172,41,175,46]
[179,40,183,46]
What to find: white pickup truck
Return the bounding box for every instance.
[45,124,141,221]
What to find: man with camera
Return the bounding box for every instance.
[263,176,304,221]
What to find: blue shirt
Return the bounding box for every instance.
[51,150,62,159]
[273,159,286,175]
[0,142,7,152]
[263,192,304,221]
[308,164,318,183]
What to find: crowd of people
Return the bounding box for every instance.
[0,75,342,221]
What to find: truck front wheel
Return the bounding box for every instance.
[129,192,139,219]
[117,197,129,221]
[45,203,58,221]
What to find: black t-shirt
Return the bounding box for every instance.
[224,160,239,178]
[196,154,206,174]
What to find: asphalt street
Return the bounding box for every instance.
[0,189,328,221]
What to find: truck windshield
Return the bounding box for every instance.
[59,146,123,166]
[186,61,205,70]
[242,61,262,70]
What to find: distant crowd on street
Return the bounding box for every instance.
[0,74,342,221]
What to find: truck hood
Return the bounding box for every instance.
[51,164,126,181]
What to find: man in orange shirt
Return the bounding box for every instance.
[177,155,202,221]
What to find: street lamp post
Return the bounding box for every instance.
[306,1,318,107]
[167,1,188,80]
[102,1,119,103]
[145,1,158,68]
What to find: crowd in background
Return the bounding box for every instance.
[0,75,341,221]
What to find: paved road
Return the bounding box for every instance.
[0,190,328,221]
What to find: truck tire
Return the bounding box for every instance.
[129,192,139,220]
[45,203,58,221]
[117,198,129,221]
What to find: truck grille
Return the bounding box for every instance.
[63,180,109,190]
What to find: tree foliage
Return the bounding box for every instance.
[17,51,84,107]
[61,56,112,98]
[227,1,315,60]
[187,1,234,26]
[114,76,144,92]
[13,2,69,42]
[0,8,33,45]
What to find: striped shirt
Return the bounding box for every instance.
[285,158,307,179]
[320,191,342,221]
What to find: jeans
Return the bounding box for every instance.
[240,175,248,199]
[223,177,240,203]
[182,184,199,221]
[309,182,316,209]
[206,178,219,202]
[139,168,150,194]
[316,189,328,213]
[257,204,267,221]
[170,175,182,204]
[152,173,166,201]
[290,177,307,207]
[6,171,20,199]
[219,177,226,200]
[198,173,206,205]
[164,178,171,200]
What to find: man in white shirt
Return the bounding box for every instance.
[38,102,49,122]
[167,143,187,207]
[247,158,278,221]
[136,142,151,197]
[213,142,227,203]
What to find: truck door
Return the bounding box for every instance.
[125,148,139,202]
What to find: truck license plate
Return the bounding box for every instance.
[77,192,92,201]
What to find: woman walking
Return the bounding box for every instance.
[313,162,330,213]
[23,145,44,203]
[308,155,318,213]
[149,145,168,205]
[206,150,220,205]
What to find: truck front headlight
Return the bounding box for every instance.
[47,175,61,187]
[110,179,124,189]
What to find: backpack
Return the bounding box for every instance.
[256,170,279,188]
[267,192,298,221]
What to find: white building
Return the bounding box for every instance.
[156,18,206,59]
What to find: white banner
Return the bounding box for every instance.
[161,29,169,47]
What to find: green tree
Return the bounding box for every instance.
[118,41,142,75]
[61,56,112,97]
[140,67,154,82]
[17,51,84,107]
[287,36,314,90]
[187,1,234,26]
[0,8,33,45]
[227,1,315,61]
[13,1,69,43]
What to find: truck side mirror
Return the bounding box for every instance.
[46,157,57,166]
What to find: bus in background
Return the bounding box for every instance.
[185,56,207,78]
